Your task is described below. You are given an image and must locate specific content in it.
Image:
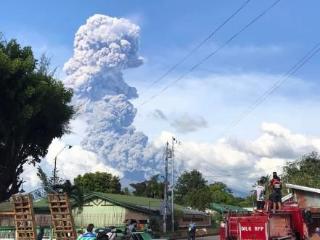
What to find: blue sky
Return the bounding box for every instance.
[2,0,320,74]
[3,1,320,192]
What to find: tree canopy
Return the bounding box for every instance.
[209,182,238,205]
[74,172,121,194]
[0,38,74,201]
[37,167,84,211]
[174,170,211,210]
[282,151,320,188]
[130,174,164,198]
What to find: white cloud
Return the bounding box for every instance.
[22,138,123,191]
[149,122,320,193]
[46,139,123,179]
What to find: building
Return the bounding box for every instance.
[0,192,211,239]
[285,183,320,239]
[207,203,250,214]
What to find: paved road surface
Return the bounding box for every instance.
[192,236,219,240]
[199,236,219,240]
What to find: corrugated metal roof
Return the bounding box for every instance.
[208,203,249,213]
[0,192,208,216]
[286,184,320,194]
[0,198,48,214]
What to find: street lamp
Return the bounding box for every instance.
[53,145,72,185]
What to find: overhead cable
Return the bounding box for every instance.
[220,42,320,137]
[145,0,252,91]
[140,0,281,106]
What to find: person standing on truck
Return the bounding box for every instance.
[255,179,265,211]
[270,172,282,213]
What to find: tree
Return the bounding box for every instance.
[282,152,320,188]
[209,182,238,205]
[37,167,84,212]
[185,186,213,210]
[0,39,74,201]
[174,170,207,205]
[122,187,130,195]
[74,172,121,194]
[130,175,164,198]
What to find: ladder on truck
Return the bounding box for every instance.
[11,194,37,240]
[48,193,77,240]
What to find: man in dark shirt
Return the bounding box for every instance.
[269,172,282,213]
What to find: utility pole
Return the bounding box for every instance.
[171,137,179,232]
[53,145,72,185]
[163,142,169,233]
[171,137,175,232]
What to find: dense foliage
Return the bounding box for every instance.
[174,170,251,210]
[282,151,320,188]
[174,170,211,210]
[37,167,84,211]
[0,39,74,201]
[74,172,121,194]
[130,175,164,198]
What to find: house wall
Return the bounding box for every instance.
[72,199,126,227]
[125,209,149,222]
[0,215,14,227]
[178,214,211,228]
[294,190,320,208]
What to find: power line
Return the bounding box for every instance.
[145,0,252,90]
[141,0,281,106]
[220,42,320,138]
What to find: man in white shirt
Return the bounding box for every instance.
[255,180,265,211]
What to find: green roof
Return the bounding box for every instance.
[85,192,162,214]
[0,192,206,216]
[209,203,249,213]
[0,198,49,214]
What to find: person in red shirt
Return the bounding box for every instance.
[269,172,282,212]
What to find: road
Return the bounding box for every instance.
[192,236,219,240]
[180,236,219,240]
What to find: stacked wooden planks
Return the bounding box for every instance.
[11,194,37,240]
[48,193,76,240]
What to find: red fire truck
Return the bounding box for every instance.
[219,184,320,240]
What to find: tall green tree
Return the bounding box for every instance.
[130,175,164,198]
[282,152,320,188]
[174,170,207,205]
[185,186,213,210]
[0,39,74,201]
[74,172,121,194]
[209,182,238,205]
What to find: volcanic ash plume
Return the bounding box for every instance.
[64,14,156,177]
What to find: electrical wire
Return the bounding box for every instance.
[140,0,281,106]
[145,0,252,90]
[220,41,320,138]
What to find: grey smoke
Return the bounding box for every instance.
[152,109,168,121]
[64,14,159,179]
[170,114,208,133]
